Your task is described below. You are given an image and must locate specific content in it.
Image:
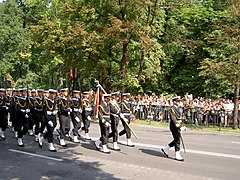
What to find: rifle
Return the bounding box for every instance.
[180,133,186,153]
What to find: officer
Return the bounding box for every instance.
[43,89,58,152]
[81,91,92,140]
[11,89,18,138]
[108,91,121,151]
[15,88,30,147]
[0,88,8,140]
[34,89,45,147]
[161,96,185,161]
[94,94,111,153]
[70,90,82,143]
[57,88,71,147]
[119,93,134,147]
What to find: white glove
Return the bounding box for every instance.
[25,114,29,119]
[68,107,72,112]
[79,109,82,113]
[87,116,91,121]
[53,110,58,115]
[75,117,80,123]
[180,126,187,131]
[26,109,30,113]
[119,113,125,119]
[104,121,111,127]
[48,121,54,127]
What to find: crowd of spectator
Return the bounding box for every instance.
[128,93,239,127]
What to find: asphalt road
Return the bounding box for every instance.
[1,121,240,180]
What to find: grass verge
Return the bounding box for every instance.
[132,120,240,133]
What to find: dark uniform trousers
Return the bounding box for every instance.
[58,97,71,139]
[119,100,132,139]
[34,97,45,135]
[59,113,71,139]
[44,98,57,143]
[34,110,45,135]
[70,98,82,136]
[0,106,8,131]
[119,115,131,139]
[98,103,111,145]
[168,105,181,152]
[71,111,81,136]
[82,99,92,133]
[45,114,57,143]
[15,97,29,138]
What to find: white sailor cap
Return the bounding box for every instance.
[73,90,80,93]
[111,91,120,96]
[60,88,69,92]
[31,89,37,93]
[0,88,5,92]
[20,88,27,92]
[103,94,111,98]
[37,89,44,93]
[48,89,57,94]
[122,93,131,96]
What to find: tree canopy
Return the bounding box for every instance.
[0,0,239,98]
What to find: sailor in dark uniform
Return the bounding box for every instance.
[108,91,121,151]
[119,93,134,147]
[161,96,185,161]
[70,90,82,143]
[43,89,58,152]
[81,91,92,140]
[0,88,8,140]
[28,89,36,136]
[15,88,30,147]
[57,88,71,147]
[94,94,111,153]
[34,89,45,147]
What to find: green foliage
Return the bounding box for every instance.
[0,0,238,98]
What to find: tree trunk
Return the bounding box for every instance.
[233,57,240,129]
[121,42,128,92]
[138,48,145,81]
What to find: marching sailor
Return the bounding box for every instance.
[34,89,45,147]
[70,90,82,143]
[94,94,111,153]
[161,96,185,161]
[0,88,8,140]
[57,88,71,147]
[15,88,30,147]
[43,89,58,152]
[81,91,92,140]
[108,91,121,151]
[119,93,134,147]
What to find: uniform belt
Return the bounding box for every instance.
[20,109,26,113]
[35,108,43,112]
[103,115,110,119]
[85,108,92,111]
[74,108,80,112]
[111,113,119,117]
[122,113,130,116]
[47,111,54,115]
